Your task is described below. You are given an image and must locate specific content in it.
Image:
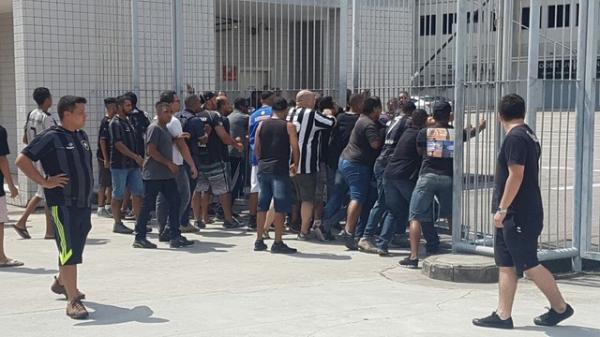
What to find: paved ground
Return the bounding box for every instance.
[1,206,600,337]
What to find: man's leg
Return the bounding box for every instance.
[525,265,568,313]
[43,206,54,238]
[60,264,79,300]
[111,198,123,224]
[496,267,519,320]
[192,191,203,222]
[345,200,362,234]
[15,196,42,230]
[156,192,168,234]
[219,192,234,222]
[98,186,106,210]
[273,212,286,242]
[249,193,258,217]
[134,180,160,242]
[300,201,314,235]
[200,192,210,223]
[408,219,421,259]
[121,189,131,214]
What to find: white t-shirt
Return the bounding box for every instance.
[166,117,184,165]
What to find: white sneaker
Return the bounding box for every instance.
[312,227,326,242]
[97,208,112,218]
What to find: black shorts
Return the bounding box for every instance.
[49,206,92,266]
[98,160,112,188]
[494,214,542,276]
[292,173,317,203]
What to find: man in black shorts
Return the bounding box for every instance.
[17,96,93,319]
[473,94,573,329]
[97,97,116,218]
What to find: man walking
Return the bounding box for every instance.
[133,102,194,249]
[109,95,145,234]
[14,87,56,239]
[254,97,300,254]
[17,96,93,319]
[473,94,573,329]
[0,123,21,267]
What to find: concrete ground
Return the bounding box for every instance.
[1,206,599,337]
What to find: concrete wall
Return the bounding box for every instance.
[0,12,17,188]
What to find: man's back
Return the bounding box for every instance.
[326,111,359,169]
[25,108,58,143]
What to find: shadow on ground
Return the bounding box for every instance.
[0,266,58,275]
[74,301,168,326]
[516,325,600,337]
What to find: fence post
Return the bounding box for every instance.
[172,0,184,96]
[452,0,467,250]
[338,0,349,107]
[351,0,359,92]
[131,0,140,94]
[525,0,541,131]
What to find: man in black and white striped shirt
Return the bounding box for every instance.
[286,90,335,240]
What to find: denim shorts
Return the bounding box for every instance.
[409,173,452,222]
[257,172,292,214]
[338,159,372,204]
[111,168,144,199]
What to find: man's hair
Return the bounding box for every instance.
[116,95,132,107]
[33,87,51,106]
[215,96,228,111]
[57,95,87,120]
[363,96,382,115]
[411,109,429,128]
[318,96,335,111]
[499,94,526,121]
[104,97,117,108]
[185,94,202,108]
[399,90,410,98]
[401,101,416,114]
[155,101,170,112]
[432,102,452,122]
[234,97,249,110]
[348,93,365,111]
[123,91,138,106]
[159,90,177,104]
[261,91,275,101]
[272,97,288,112]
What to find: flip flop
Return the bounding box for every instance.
[13,226,31,239]
[0,259,24,268]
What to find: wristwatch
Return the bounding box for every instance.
[496,207,507,214]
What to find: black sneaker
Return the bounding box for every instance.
[113,222,134,234]
[339,230,357,250]
[146,226,153,233]
[194,220,206,229]
[158,232,170,242]
[271,241,297,254]
[132,238,157,249]
[377,247,390,256]
[399,257,419,268]
[534,304,574,326]
[254,240,268,251]
[223,218,243,229]
[170,236,195,248]
[472,312,514,329]
[323,229,336,241]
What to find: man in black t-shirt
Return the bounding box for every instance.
[109,95,145,234]
[96,97,116,218]
[17,96,93,320]
[0,125,21,268]
[473,94,573,330]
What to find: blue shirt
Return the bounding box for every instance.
[248,105,272,166]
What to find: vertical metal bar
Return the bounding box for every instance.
[502,0,515,94]
[453,0,467,249]
[131,0,140,93]
[172,0,183,95]
[351,0,359,91]
[526,0,541,130]
[339,0,348,106]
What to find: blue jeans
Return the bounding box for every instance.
[356,178,378,238]
[363,161,396,238]
[111,168,144,199]
[135,179,180,241]
[409,173,453,222]
[156,165,190,231]
[257,172,292,214]
[323,168,349,231]
[380,177,415,250]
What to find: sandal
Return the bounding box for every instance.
[0,259,24,268]
[13,226,31,239]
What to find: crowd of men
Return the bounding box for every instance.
[0,87,574,328]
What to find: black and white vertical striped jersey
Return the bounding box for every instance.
[286,107,335,174]
[22,126,94,208]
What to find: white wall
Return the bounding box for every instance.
[0,12,17,186]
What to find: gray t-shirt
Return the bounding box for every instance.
[143,122,174,180]
[227,110,249,158]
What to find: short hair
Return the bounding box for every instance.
[318,96,335,111]
[116,95,132,107]
[499,94,526,121]
[401,101,416,114]
[104,97,117,107]
[57,95,87,120]
[185,94,201,108]
[261,91,275,101]
[234,97,249,110]
[411,109,429,128]
[155,101,170,112]
[363,96,382,115]
[215,96,228,111]
[33,87,51,106]
[159,90,177,104]
[432,102,452,121]
[348,93,365,111]
[399,90,410,98]
[272,97,288,111]
[123,91,138,106]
